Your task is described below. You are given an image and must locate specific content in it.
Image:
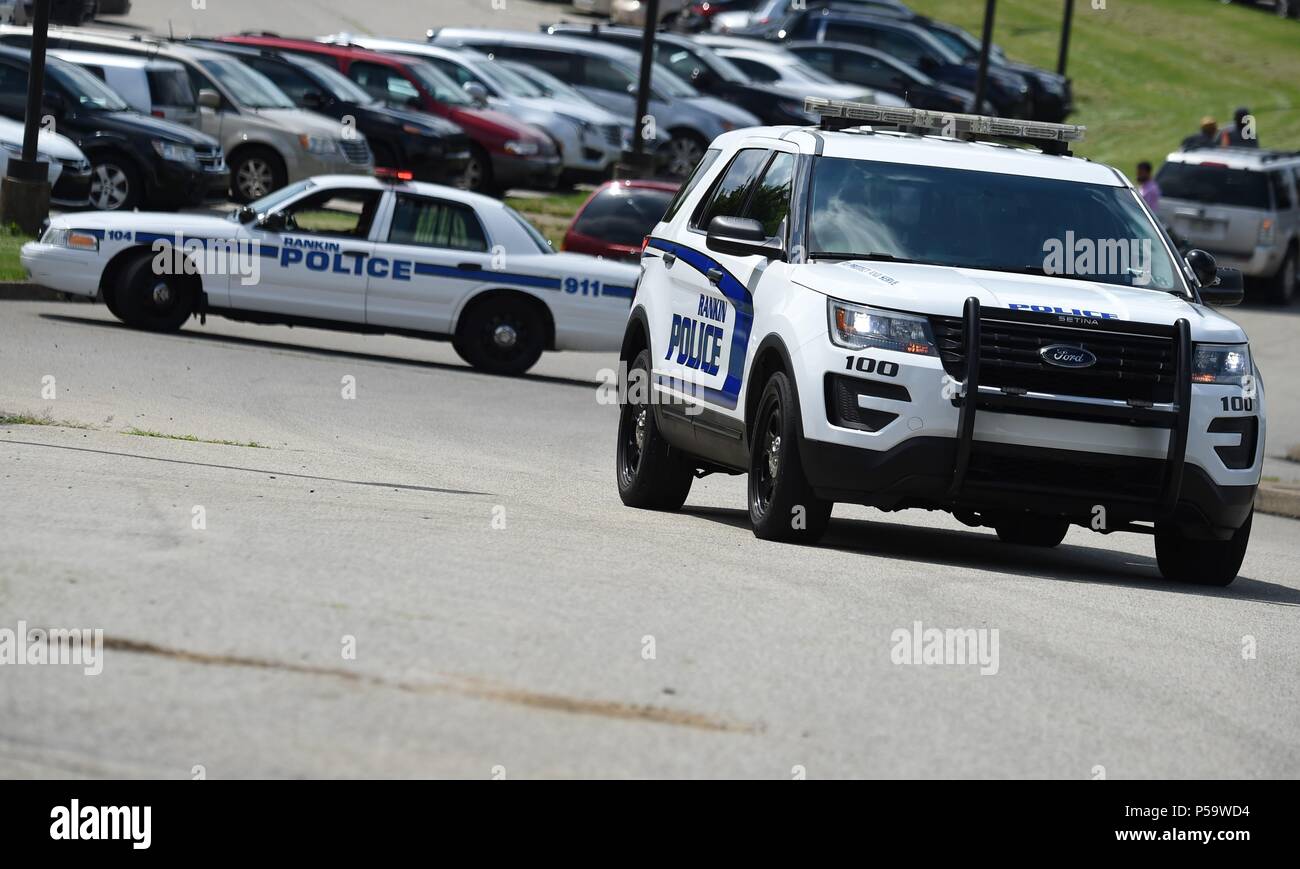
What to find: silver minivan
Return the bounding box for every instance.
[50,49,199,128]
[1156,148,1300,304]
[0,25,374,202]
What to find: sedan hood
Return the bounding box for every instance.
[0,116,85,161]
[686,94,760,128]
[53,210,242,238]
[791,260,1245,341]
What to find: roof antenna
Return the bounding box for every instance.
[168,20,174,41]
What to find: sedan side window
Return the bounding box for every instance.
[349,62,419,105]
[691,147,770,231]
[580,56,636,93]
[278,188,383,238]
[388,194,489,252]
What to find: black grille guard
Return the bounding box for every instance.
[946,296,1192,516]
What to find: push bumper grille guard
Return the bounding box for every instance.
[946,296,1192,516]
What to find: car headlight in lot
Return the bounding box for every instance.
[151,140,198,164]
[299,135,340,156]
[828,298,937,356]
[503,139,540,156]
[40,227,99,252]
[1192,343,1252,384]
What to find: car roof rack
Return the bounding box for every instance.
[805,97,1086,156]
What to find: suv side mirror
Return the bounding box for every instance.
[706,215,783,259]
[1203,267,1245,306]
[1185,248,1218,287]
[301,90,326,109]
[198,88,220,110]
[463,81,489,105]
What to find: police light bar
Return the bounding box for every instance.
[375,167,414,182]
[804,97,1086,152]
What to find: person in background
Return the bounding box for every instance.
[1181,116,1218,151]
[1136,161,1160,211]
[1219,107,1259,148]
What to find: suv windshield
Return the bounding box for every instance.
[807,157,1181,291]
[198,58,295,109]
[47,59,129,111]
[303,58,379,105]
[1156,162,1272,210]
[407,61,473,106]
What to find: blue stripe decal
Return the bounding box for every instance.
[647,237,752,410]
[74,228,105,239]
[654,373,735,408]
[411,262,561,290]
[602,284,635,299]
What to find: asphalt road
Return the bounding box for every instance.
[102,0,570,40]
[0,298,1297,778]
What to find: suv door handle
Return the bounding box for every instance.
[458,262,483,271]
[662,251,676,266]
[706,267,723,285]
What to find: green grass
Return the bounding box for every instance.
[122,428,265,449]
[0,409,92,429]
[506,190,593,249]
[0,225,32,281]
[905,0,1300,175]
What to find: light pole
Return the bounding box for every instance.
[618,0,660,179]
[971,0,997,115]
[0,0,52,235]
[1058,0,1075,76]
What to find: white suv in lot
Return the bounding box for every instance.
[617,100,1265,587]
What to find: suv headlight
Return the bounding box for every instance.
[1193,343,1252,385]
[152,140,197,163]
[40,226,99,251]
[299,135,340,156]
[828,298,937,356]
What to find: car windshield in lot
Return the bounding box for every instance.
[1156,162,1272,210]
[148,68,197,108]
[807,156,1180,290]
[199,58,295,109]
[48,60,129,111]
[232,178,315,220]
[407,61,474,107]
[573,186,675,246]
[305,59,381,105]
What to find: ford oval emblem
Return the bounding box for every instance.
[1040,344,1097,368]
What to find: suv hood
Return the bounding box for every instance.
[792,260,1246,341]
[92,110,220,146]
[253,107,346,137]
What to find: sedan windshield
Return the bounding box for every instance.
[199,58,295,109]
[807,157,1181,291]
[47,60,129,112]
[407,61,473,107]
[304,59,379,105]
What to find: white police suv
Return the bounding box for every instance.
[22,172,639,375]
[617,100,1264,586]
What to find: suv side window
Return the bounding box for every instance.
[578,56,635,93]
[499,47,572,80]
[247,58,317,103]
[826,21,876,46]
[387,194,489,252]
[743,152,796,237]
[875,29,929,67]
[691,148,770,232]
[349,61,419,104]
[1272,170,1295,210]
[662,148,722,223]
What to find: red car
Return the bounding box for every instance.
[215,35,560,194]
[562,180,679,263]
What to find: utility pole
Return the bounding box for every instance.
[1058,0,1075,76]
[1,0,52,235]
[971,0,997,115]
[619,0,659,178]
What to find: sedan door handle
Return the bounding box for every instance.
[706,267,723,285]
[458,262,483,271]
[662,252,676,266]
[340,249,369,258]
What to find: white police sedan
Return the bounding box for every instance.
[22,172,641,374]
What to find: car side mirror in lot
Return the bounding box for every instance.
[1185,248,1218,288]
[1203,267,1245,307]
[462,82,489,106]
[301,91,326,109]
[198,89,220,110]
[706,215,783,259]
[256,212,287,232]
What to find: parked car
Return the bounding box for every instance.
[786,41,986,114]
[0,46,227,211]
[544,22,885,122]
[12,0,95,26]
[189,40,471,185]
[430,28,760,178]
[719,0,910,33]
[0,27,374,202]
[1224,0,1297,18]
[1156,148,1300,304]
[764,9,1032,117]
[216,34,560,195]
[319,35,628,186]
[678,0,767,33]
[97,0,133,13]
[50,50,200,128]
[0,114,91,208]
[563,179,678,262]
[610,0,685,28]
[708,43,906,104]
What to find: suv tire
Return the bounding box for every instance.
[749,372,831,544]
[1270,247,1297,305]
[1154,510,1252,586]
[995,516,1070,547]
[616,350,695,510]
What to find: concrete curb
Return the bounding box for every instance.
[0,282,91,302]
[1257,483,1300,520]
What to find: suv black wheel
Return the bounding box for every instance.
[1270,247,1297,305]
[995,516,1070,547]
[1154,510,1253,587]
[114,252,197,332]
[616,350,695,510]
[748,372,831,543]
[230,146,286,203]
[89,156,141,211]
[452,295,547,375]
